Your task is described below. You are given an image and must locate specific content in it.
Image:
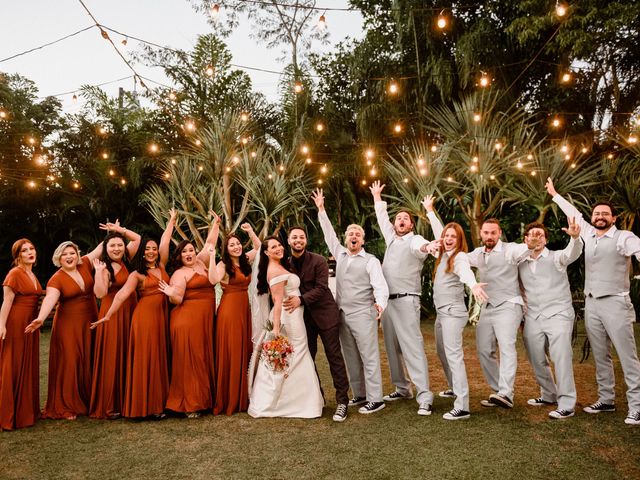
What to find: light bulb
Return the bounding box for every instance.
[470,165,478,172]
[185,121,196,132]
[301,145,310,155]
[495,142,502,150]
[393,123,402,133]
[479,75,490,87]
[628,135,638,144]
[561,72,571,83]
[205,65,215,77]
[0,110,6,119]
[437,15,447,29]
[420,168,427,176]
[109,169,115,176]
[149,143,159,154]
[316,123,324,132]
[305,158,312,164]
[552,118,561,128]
[556,3,567,17]
[431,145,438,152]
[317,14,326,30]
[320,165,328,174]
[516,161,523,169]
[361,179,367,186]
[473,113,481,122]
[560,144,569,153]
[120,178,126,185]
[472,156,479,163]
[240,112,249,122]
[294,82,303,94]
[168,91,177,101]
[211,3,220,17]
[365,149,374,159]
[317,179,323,185]
[388,81,399,94]
[490,174,496,180]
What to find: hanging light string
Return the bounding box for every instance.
[0,25,96,64]
[221,0,486,13]
[76,0,149,89]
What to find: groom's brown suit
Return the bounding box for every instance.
[290,250,349,405]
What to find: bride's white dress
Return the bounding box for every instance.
[248,273,323,418]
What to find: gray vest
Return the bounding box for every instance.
[336,251,376,315]
[584,229,630,297]
[518,252,574,320]
[433,255,465,309]
[476,245,520,307]
[382,234,424,294]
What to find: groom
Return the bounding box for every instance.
[283,226,351,422]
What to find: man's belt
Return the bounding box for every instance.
[388,293,420,300]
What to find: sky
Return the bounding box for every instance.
[0,0,364,112]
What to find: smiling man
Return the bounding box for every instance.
[546,177,640,425]
[283,226,350,422]
[312,188,389,415]
[370,181,443,416]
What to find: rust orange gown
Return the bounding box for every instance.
[0,267,42,431]
[213,267,251,415]
[42,257,97,419]
[90,262,137,418]
[166,272,215,413]
[123,267,170,418]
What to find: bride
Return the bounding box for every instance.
[247,236,323,418]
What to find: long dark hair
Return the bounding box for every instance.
[257,236,291,295]
[130,237,158,277]
[100,232,128,282]
[222,234,252,279]
[168,240,194,275]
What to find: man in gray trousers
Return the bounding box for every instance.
[370,181,442,415]
[546,177,640,425]
[518,220,582,419]
[312,188,389,414]
[467,219,537,409]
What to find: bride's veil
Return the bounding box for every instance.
[248,245,269,396]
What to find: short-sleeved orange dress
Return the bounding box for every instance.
[123,267,170,418]
[90,262,137,418]
[42,257,97,419]
[166,272,215,413]
[213,267,251,415]
[0,267,42,431]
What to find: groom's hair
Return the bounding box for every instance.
[287,225,307,237]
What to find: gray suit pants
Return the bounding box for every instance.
[435,304,470,411]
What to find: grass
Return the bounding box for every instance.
[2,320,640,479]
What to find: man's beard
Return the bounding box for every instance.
[290,244,305,253]
[593,220,611,231]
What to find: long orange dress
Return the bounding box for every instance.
[166,273,215,413]
[123,267,170,418]
[90,262,137,418]
[0,267,42,431]
[213,267,251,415]
[42,257,97,419]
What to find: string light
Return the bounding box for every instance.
[72,94,78,102]
[366,160,372,166]
[556,2,568,17]
[250,151,257,158]
[369,167,377,176]
[561,72,572,83]
[168,91,177,101]
[393,122,402,134]
[98,126,108,135]
[164,173,171,179]
[170,158,177,165]
[479,74,490,88]
[279,165,285,172]
[564,154,571,160]
[436,11,447,29]
[198,165,204,171]
[0,110,7,119]
[403,178,409,183]
[419,168,427,176]
[241,137,249,145]
[149,143,159,154]
[581,146,588,154]
[205,65,215,77]
[232,156,240,164]
[530,171,536,176]
[101,152,109,159]
[516,161,523,169]
[317,179,323,185]
[607,153,614,160]
[472,156,479,163]
[388,80,399,95]
[301,144,310,155]
[361,179,367,186]
[109,169,115,176]
[305,158,312,164]
[417,156,425,166]
[446,176,453,182]
[560,144,569,153]
[240,112,249,122]
[628,135,638,144]
[315,122,324,132]
[120,178,127,185]
[570,163,576,168]
[470,165,478,173]
[527,153,534,160]
[27,137,37,145]
[365,148,375,159]
[552,117,562,128]
[430,145,438,152]
[317,14,326,30]
[211,3,220,17]
[294,82,303,94]
[34,155,45,166]
[27,180,36,189]
[320,164,328,174]
[185,121,196,132]
[494,142,502,151]
[473,113,481,123]
[195,139,202,146]
[225,167,231,172]
[73,181,80,189]
[489,174,496,180]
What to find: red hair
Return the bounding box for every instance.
[11,238,35,266]
[434,223,468,274]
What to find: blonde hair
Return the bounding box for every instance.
[344,224,365,238]
[52,241,83,267]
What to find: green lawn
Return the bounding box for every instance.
[2,321,640,479]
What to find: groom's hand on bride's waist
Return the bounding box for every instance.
[283,295,302,313]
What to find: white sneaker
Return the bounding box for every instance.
[417,402,432,416]
[383,391,413,402]
[625,410,640,425]
[443,409,470,420]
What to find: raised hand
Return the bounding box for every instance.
[168,208,177,222]
[562,217,581,239]
[240,223,254,234]
[545,177,557,197]
[422,194,436,213]
[209,210,220,226]
[93,258,106,272]
[471,283,489,304]
[158,280,175,297]
[24,318,44,334]
[311,188,325,210]
[369,180,385,201]
[420,239,441,255]
[99,218,121,232]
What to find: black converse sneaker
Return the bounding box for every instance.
[443,408,470,420]
[583,401,615,414]
[624,410,640,425]
[527,397,556,407]
[549,409,575,419]
[489,393,513,409]
[438,389,456,398]
[383,391,413,401]
[348,396,367,407]
[332,403,348,422]
[358,401,386,414]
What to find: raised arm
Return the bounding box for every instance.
[99,220,141,260]
[159,208,177,268]
[556,217,583,266]
[422,194,444,240]
[240,223,261,264]
[545,177,591,237]
[159,271,188,305]
[313,188,343,259]
[93,259,110,299]
[0,286,16,340]
[370,180,395,245]
[24,286,61,334]
[196,211,220,265]
[90,272,141,329]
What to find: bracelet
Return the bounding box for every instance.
[122,228,127,237]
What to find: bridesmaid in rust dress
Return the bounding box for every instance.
[208,222,260,415]
[90,225,141,419]
[159,215,217,418]
[92,210,176,418]
[0,239,42,431]
[27,240,102,420]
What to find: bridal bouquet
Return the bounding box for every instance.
[261,334,294,375]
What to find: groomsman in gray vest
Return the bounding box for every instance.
[370,181,443,415]
[467,219,538,408]
[546,177,640,425]
[312,189,389,414]
[519,220,582,419]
